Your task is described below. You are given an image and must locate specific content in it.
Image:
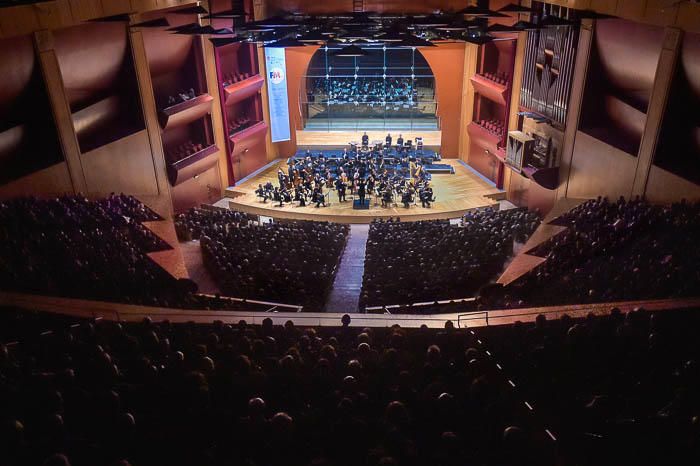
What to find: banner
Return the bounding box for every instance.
[264,47,291,142]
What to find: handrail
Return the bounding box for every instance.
[457,311,489,328]
[365,297,477,312]
[195,292,303,312]
[2,291,699,330]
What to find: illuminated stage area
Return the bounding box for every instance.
[223,159,503,223]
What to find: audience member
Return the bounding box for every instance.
[361,209,539,308]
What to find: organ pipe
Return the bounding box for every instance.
[520,25,578,126]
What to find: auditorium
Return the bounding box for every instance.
[1,0,700,465]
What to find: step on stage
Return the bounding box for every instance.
[223,160,503,224]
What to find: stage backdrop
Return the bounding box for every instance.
[277,43,465,158]
[264,47,292,143]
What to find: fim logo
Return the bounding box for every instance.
[269,67,285,84]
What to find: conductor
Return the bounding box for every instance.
[358,179,367,205]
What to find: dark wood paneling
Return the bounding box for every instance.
[171,165,220,213]
[654,32,700,185]
[0,33,64,185]
[567,131,637,199]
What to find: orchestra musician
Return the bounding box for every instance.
[401,188,413,209]
[381,188,393,208]
[358,179,367,205]
[420,183,434,208]
[414,163,424,181]
[255,183,270,202]
[313,187,326,207]
[335,177,347,203]
[267,132,438,210]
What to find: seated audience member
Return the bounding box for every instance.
[0,196,270,312]
[361,209,540,308]
[178,208,349,310]
[481,197,700,309]
[2,305,698,466]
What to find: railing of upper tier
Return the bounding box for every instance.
[2,292,700,330]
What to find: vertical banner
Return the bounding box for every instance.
[264,47,291,142]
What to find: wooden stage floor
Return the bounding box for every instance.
[223,159,503,223]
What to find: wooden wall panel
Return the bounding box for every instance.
[567,131,637,199]
[199,29,227,191]
[0,5,42,38]
[80,130,159,195]
[615,0,646,21]
[459,43,479,162]
[632,27,682,196]
[129,28,173,217]
[645,165,700,203]
[507,170,530,207]
[170,165,220,212]
[67,0,104,21]
[100,0,133,16]
[589,0,619,15]
[421,42,466,158]
[643,0,680,28]
[559,20,594,199]
[675,2,700,34]
[36,31,87,193]
[0,162,73,199]
[36,1,74,30]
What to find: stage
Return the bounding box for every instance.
[222,159,504,224]
[296,130,441,149]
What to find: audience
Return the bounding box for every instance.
[482,197,700,309]
[361,209,540,309]
[0,196,268,312]
[2,305,698,466]
[176,208,349,310]
[0,308,553,466]
[478,307,700,466]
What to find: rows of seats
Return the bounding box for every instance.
[482,197,700,309]
[477,307,700,466]
[0,196,268,312]
[361,209,540,309]
[0,307,548,466]
[2,305,698,466]
[176,208,349,310]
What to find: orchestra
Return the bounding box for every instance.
[256,136,437,210]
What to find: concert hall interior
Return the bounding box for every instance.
[2,1,700,466]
